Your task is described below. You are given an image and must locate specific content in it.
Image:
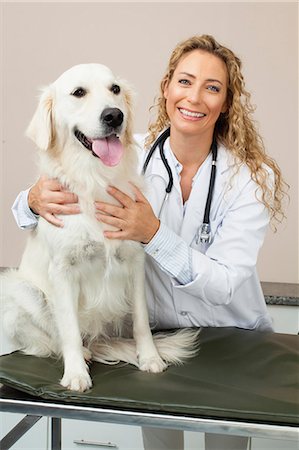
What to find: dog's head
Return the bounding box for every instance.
[26,64,135,167]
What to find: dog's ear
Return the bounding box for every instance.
[120,80,135,146]
[26,86,54,151]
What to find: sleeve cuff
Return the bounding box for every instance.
[144,222,193,285]
[11,189,39,229]
[143,222,173,258]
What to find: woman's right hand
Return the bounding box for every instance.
[28,176,80,227]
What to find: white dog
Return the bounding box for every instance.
[1,64,198,392]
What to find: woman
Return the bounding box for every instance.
[12,35,286,450]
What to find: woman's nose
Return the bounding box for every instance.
[187,87,202,104]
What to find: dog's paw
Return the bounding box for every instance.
[60,370,92,392]
[139,356,168,373]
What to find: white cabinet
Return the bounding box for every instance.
[267,305,299,334]
[0,412,48,450]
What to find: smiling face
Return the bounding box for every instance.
[163,50,228,142]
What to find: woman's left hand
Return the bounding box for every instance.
[95,185,160,244]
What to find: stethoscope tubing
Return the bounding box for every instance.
[142,127,218,244]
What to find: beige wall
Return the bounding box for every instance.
[1,1,298,282]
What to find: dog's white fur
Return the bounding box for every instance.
[1,64,198,392]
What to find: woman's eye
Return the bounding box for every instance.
[110,84,121,94]
[71,88,87,98]
[178,79,191,85]
[207,85,220,93]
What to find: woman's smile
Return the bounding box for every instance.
[178,107,206,120]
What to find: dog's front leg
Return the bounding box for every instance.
[49,265,92,392]
[131,256,167,373]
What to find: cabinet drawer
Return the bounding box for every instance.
[62,419,143,450]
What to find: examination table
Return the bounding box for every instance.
[0,327,298,449]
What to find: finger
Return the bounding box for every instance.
[95,213,123,229]
[59,192,79,204]
[44,178,76,198]
[47,191,79,205]
[129,183,147,203]
[62,192,78,204]
[94,201,104,210]
[59,203,81,215]
[103,230,126,240]
[43,212,64,228]
[60,186,79,202]
[44,178,64,191]
[47,203,79,215]
[95,202,125,218]
[107,186,133,208]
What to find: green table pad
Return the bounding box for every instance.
[1,328,298,425]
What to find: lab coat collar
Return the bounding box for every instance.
[147,137,233,179]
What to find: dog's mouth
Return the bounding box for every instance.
[74,129,124,167]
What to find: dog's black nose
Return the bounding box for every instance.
[101,108,124,129]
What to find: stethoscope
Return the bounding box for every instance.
[142,127,218,244]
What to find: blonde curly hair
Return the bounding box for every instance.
[146,35,288,228]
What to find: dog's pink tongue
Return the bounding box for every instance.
[92,136,124,166]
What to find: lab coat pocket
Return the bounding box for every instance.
[183,308,215,328]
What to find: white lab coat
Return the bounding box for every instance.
[135,134,273,331]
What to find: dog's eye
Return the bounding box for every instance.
[110,84,121,95]
[71,88,87,98]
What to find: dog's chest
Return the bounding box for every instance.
[72,239,138,335]
[67,240,105,266]
[66,238,136,269]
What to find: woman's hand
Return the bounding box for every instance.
[95,185,160,244]
[28,175,80,227]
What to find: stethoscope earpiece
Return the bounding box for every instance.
[142,127,218,244]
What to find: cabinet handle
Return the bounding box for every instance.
[74,439,118,448]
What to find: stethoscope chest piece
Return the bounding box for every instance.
[198,223,211,244]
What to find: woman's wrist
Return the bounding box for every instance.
[28,187,38,215]
[142,218,160,244]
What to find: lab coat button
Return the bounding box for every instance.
[180,311,187,316]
